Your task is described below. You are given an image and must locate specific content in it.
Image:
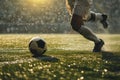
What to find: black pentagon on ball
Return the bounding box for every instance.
[36,39,45,48]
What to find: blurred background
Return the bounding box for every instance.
[0,0,120,34]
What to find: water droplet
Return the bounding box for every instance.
[53,75,56,77]
[104,69,108,72]
[105,61,108,63]
[81,70,84,73]
[68,65,70,67]
[77,76,84,80]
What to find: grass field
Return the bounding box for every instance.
[0,34,120,80]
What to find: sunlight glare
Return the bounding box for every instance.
[28,0,51,5]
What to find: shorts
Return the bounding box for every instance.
[66,0,92,20]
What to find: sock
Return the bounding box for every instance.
[95,13,103,21]
[88,11,103,21]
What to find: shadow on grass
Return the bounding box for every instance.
[102,51,120,62]
[102,51,120,72]
[33,55,60,62]
[101,51,120,80]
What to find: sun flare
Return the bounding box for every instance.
[28,0,51,5]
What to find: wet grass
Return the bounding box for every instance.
[0,34,120,80]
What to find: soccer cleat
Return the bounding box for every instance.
[100,14,108,28]
[93,39,104,52]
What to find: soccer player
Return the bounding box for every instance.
[66,0,108,52]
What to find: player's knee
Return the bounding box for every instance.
[70,14,83,31]
[71,21,81,31]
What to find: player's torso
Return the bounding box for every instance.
[66,0,93,19]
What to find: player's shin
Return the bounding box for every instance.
[78,26,100,43]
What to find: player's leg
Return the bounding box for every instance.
[70,0,104,52]
[71,14,104,52]
[71,14,101,43]
[88,11,108,28]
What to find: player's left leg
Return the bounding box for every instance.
[88,11,108,28]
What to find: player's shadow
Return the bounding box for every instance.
[101,51,120,72]
[102,51,120,61]
[33,55,60,62]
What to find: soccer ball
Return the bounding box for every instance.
[29,37,47,56]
